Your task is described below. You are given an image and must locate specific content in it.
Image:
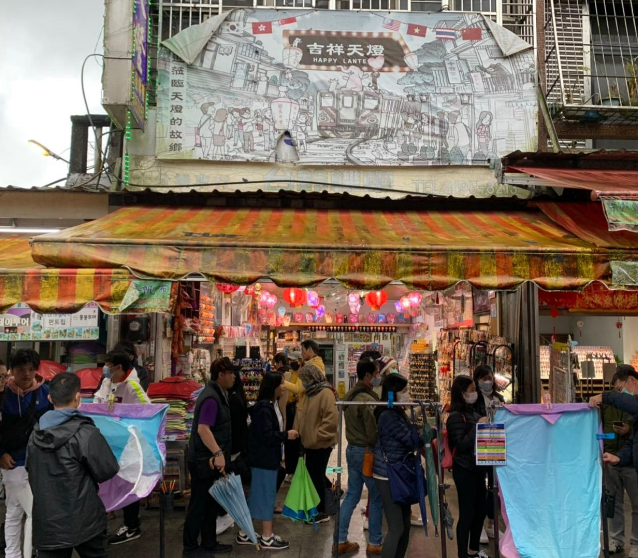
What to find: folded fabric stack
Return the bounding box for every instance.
[148,376,202,441]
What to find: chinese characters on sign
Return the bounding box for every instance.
[168,55,187,153]
[131,0,149,130]
[0,304,100,342]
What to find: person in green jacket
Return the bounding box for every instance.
[333,358,383,556]
[601,366,638,557]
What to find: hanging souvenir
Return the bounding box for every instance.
[366,290,388,310]
[307,290,320,308]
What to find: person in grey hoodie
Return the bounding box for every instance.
[26,373,119,558]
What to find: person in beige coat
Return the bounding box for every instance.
[293,363,338,523]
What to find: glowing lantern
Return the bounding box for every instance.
[307,291,320,308]
[408,292,422,308]
[366,290,388,310]
[216,284,239,294]
[315,304,326,318]
[283,288,306,307]
[394,301,403,313]
[400,296,411,310]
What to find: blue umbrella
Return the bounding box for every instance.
[410,407,428,536]
[209,474,258,548]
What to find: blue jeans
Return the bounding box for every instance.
[337,445,383,546]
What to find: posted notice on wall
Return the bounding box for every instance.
[476,422,507,466]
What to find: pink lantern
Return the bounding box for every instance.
[394,301,403,313]
[408,292,422,308]
[307,290,320,308]
[349,302,361,315]
[348,293,360,306]
[349,314,359,324]
[400,296,411,310]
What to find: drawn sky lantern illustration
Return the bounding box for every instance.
[271,38,303,134]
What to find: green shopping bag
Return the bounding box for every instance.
[283,457,321,523]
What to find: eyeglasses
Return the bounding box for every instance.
[0,375,7,381]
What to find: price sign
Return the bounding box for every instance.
[476,422,507,466]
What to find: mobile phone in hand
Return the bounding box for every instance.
[613,421,625,428]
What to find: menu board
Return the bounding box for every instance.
[476,422,507,466]
[0,304,100,341]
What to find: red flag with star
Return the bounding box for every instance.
[462,27,482,40]
[252,21,273,34]
[407,23,427,37]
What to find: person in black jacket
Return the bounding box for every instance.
[26,372,119,558]
[447,375,489,558]
[227,367,250,485]
[244,372,299,551]
[372,374,422,558]
[183,359,237,557]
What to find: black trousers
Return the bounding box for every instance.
[375,478,411,558]
[183,463,221,552]
[486,468,495,520]
[38,534,106,558]
[453,464,487,558]
[123,500,140,530]
[304,447,332,514]
[284,403,300,474]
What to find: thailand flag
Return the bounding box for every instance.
[435,28,456,40]
[382,18,401,31]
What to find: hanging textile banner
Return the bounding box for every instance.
[495,405,600,558]
[81,403,168,512]
[156,9,537,168]
[602,199,638,232]
[538,283,638,312]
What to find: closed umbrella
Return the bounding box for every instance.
[410,406,429,536]
[419,403,440,533]
[283,457,320,524]
[209,474,258,548]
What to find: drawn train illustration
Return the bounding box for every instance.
[316,88,421,140]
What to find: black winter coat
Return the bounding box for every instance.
[446,405,483,472]
[26,414,119,550]
[373,408,421,478]
[248,400,287,470]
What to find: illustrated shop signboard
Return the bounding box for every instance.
[156,9,537,167]
[0,303,100,341]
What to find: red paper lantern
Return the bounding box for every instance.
[283,288,306,307]
[216,284,239,294]
[366,290,388,310]
[550,307,559,319]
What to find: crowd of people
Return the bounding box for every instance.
[0,343,635,558]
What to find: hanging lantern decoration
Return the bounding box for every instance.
[283,38,304,69]
[407,292,422,308]
[404,52,419,71]
[283,287,306,308]
[315,304,326,319]
[400,296,412,310]
[267,294,278,309]
[216,284,239,294]
[577,320,584,338]
[616,319,623,338]
[348,293,360,306]
[366,290,388,311]
[394,301,403,313]
[349,302,361,315]
[271,87,300,132]
[307,290,320,308]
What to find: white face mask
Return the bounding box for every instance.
[463,391,478,405]
[398,391,410,403]
[479,381,494,395]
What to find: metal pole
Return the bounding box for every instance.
[333,406,343,558]
[487,406,500,558]
[159,468,165,558]
[549,0,567,105]
[435,404,449,558]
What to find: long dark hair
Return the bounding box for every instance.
[257,372,283,402]
[375,374,408,419]
[450,375,474,413]
[230,369,248,407]
[473,364,498,394]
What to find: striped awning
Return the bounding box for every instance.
[0,236,174,314]
[30,206,637,291]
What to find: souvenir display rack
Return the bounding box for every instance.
[236,359,267,402]
[408,350,437,406]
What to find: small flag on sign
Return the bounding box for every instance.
[462,27,482,40]
[435,28,456,40]
[382,18,401,31]
[252,21,273,34]
[407,23,427,37]
[279,17,297,25]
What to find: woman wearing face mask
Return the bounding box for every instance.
[447,376,489,558]
[472,365,504,543]
[372,374,422,558]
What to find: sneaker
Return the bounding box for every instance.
[236,531,260,545]
[476,551,489,558]
[410,518,423,527]
[332,541,359,555]
[485,521,504,539]
[109,526,142,545]
[366,543,383,554]
[305,513,330,525]
[479,528,489,545]
[609,542,625,554]
[216,514,234,536]
[260,535,290,551]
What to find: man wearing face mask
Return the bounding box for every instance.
[334,358,384,555]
